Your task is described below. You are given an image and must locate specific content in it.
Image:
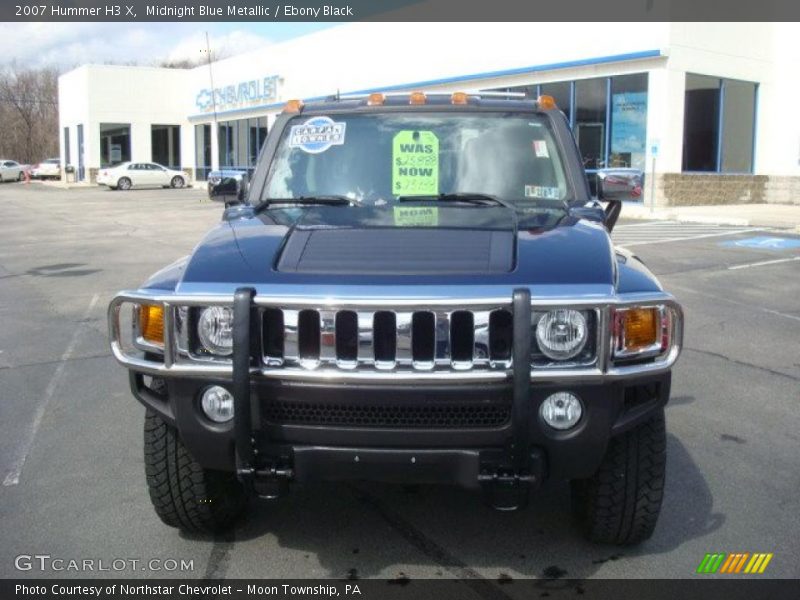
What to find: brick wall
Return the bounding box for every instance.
[651,173,800,206]
[764,176,800,205]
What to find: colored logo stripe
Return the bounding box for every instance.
[719,553,749,573]
[697,552,773,574]
[744,553,773,574]
[697,553,726,573]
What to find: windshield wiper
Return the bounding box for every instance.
[256,195,353,212]
[397,193,516,210]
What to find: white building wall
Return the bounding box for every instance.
[59,65,191,180]
[185,22,671,115]
[58,22,799,202]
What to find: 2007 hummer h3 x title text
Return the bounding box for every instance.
[108,91,683,545]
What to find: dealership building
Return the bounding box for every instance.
[58,22,800,205]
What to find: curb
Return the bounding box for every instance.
[621,210,751,227]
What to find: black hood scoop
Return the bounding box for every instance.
[276,227,514,275]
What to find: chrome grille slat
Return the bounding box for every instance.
[472,310,491,366]
[283,309,300,363]
[433,310,452,366]
[262,304,515,376]
[356,311,375,365]
[319,310,337,364]
[395,311,414,367]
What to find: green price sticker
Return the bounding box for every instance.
[393,206,439,227]
[392,130,439,196]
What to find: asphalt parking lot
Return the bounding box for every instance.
[0,182,798,586]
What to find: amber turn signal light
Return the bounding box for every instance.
[537,94,557,110]
[139,304,164,346]
[451,91,469,105]
[618,307,659,352]
[409,91,427,105]
[367,92,386,106]
[283,99,304,113]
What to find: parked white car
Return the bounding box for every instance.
[0,160,24,182]
[96,162,190,191]
[31,158,61,180]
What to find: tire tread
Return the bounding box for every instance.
[572,411,666,545]
[143,410,246,533]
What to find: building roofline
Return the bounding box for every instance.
[188,48,664,120]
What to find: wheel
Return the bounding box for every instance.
[571,410,666,545]
[170,176,185,189]
[18,171,24,181]
[143,409,248,533]
[118,177,132,191]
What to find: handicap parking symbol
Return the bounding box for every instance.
[721,236,800,251]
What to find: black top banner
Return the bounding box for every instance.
[2,0,800,22]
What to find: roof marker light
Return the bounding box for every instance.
[537,95,557,110]
[367,92,386,106]
[451,92,469,105]
[283,99,304,113]
[409,91,427,105]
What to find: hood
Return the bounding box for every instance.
[178,206,615,292]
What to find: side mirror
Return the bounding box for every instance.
[596,169,643,232]
[208,170,249,207]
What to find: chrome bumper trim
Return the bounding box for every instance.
[108,290,682,384]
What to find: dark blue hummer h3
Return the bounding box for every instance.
[108,92,682,544]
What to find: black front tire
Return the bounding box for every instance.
[170,176,185,188]
[571,410,667,545]
[143,410,247,533]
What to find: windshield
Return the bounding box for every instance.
[261,112,571,209]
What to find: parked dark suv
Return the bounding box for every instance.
[109,92,682,544]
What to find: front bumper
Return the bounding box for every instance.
[124,286,675,490]
[132,370,670,487]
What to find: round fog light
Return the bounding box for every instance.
[540,392,582,430]
[201,386,234,423]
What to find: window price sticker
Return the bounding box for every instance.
[392,130,439,196]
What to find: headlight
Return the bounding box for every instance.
[197,306,234,356]
[535,309,588,360]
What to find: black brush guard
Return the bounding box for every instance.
[231,287,544,507]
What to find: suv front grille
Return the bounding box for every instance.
[263,399,511,428]
[260,306,514,374]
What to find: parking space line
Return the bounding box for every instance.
[669,284,800,323]
[728,256,800,270]
[620,229,764,247]
[2,293,100,487]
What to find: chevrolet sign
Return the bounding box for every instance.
[195,75,281,113]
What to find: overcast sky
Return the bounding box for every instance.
[0,22,337,71]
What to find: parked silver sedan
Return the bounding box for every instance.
[0,160,24,183]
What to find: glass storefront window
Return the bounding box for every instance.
[720,79,756,173]
[539,81,572,123]
[216,117,268,174]
[237,119,248,169]
[99,123,131,167]
[195,124,211,181]
[574,78,608,169]
[609,73,648,170]
[683,74,721,172]
[64,127,70,166]
[682,74,756,173]
[151,124,181,170]
[218,121,236,168]
[248,117,268,166]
